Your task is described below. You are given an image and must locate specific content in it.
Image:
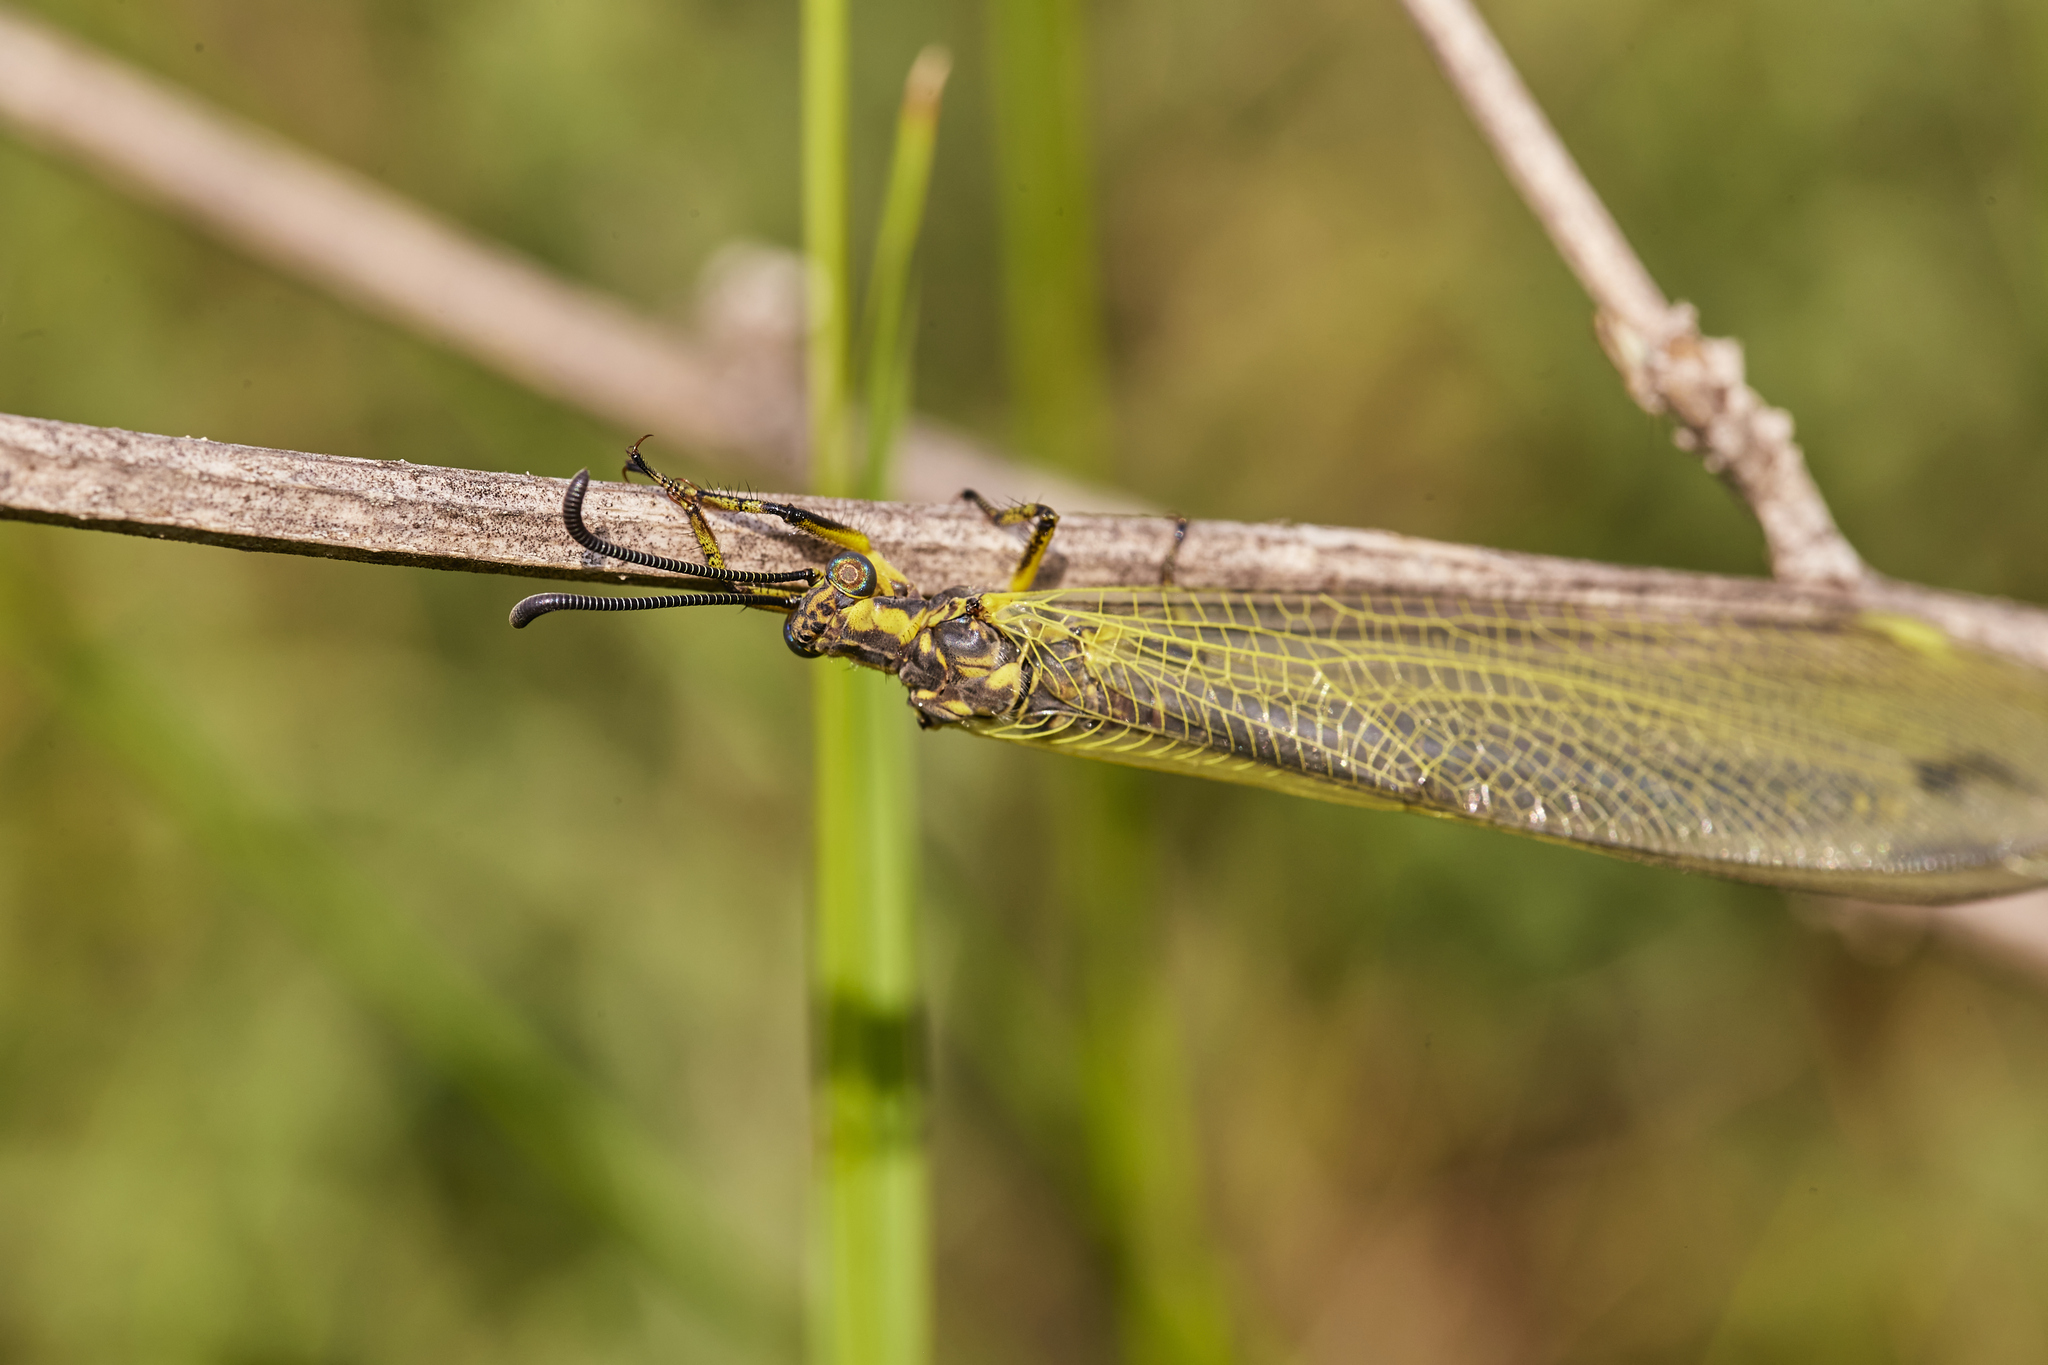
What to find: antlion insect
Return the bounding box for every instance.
[512,441,2048,905]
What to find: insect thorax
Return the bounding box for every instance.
[875,594,1030,727]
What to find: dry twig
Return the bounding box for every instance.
[6,412,2047,667]
[1399,0,1865,587]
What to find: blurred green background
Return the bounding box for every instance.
[5,0,2048,1360]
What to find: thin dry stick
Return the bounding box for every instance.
[0,4,1128,514]
[1396,0,2048,953]
[1399,0,1865,587]
[8,411,2048,663]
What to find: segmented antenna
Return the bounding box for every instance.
[509,590,794,629]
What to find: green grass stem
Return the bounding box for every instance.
[805,20,943,1365]
[986,0,1114,475]
[860,46,951,500]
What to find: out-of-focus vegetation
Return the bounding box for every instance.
[4,0,2048,1360]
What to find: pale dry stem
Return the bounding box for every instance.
[1401,0,1864,587]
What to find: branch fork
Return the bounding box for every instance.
[1597,301,1865,587]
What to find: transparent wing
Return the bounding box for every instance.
[971,589,2048,903]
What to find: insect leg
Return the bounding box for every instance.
[623,434,740,567]
[962,490,1060,592]
[627,438,881,558]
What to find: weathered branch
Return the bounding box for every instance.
[7,412,2048,671]
[0,412,1174,591]
[1399,0,1865,587]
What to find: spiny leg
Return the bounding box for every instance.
[623,434,734,567]
[626,437,883,560]
[961,490,1060,592]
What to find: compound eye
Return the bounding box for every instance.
[826,552,879,599]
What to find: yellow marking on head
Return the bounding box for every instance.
[1858,611,1955,662]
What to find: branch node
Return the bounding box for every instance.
[1594,297,1861,587]
[1403,0,1866,588]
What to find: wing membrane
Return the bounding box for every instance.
[970,589,2048,902]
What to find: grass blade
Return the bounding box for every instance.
[861,46,952,499]
[806,16,935,1365]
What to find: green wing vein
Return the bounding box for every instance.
[968,589,2048,902]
